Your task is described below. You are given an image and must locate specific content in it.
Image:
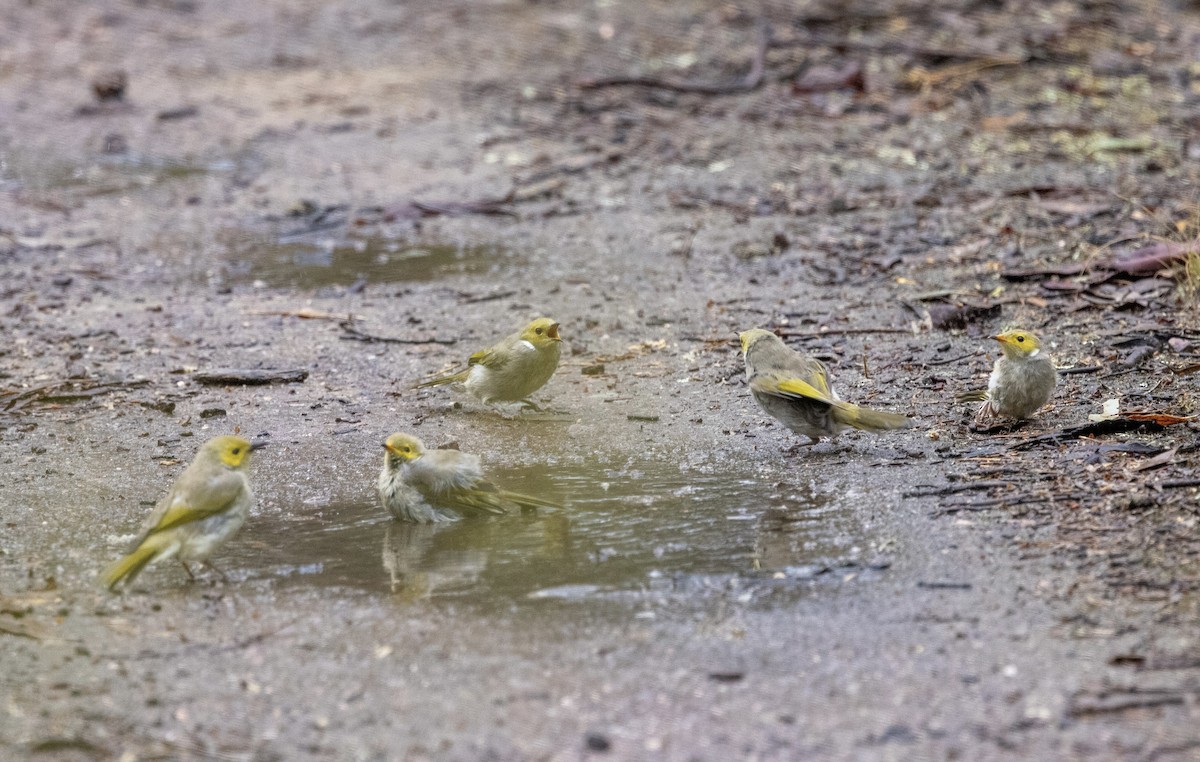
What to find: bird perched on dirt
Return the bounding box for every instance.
[739,328,912,445]
[957,328,1056,427]
[101,435,263,590]
[416,317,562,410]
[378,432,558,523]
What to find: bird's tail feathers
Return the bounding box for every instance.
[498,489,560,513]
[830,401,912,432]
[101,532,180,590]
[454,493,510,517]
[773,377,829,402]
[955,389,989,403]
[454,488,559,517]
[101,543,160,591]
[415,369,469,389]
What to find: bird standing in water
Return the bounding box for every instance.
[101,435,262,590]
[377,432,558,523]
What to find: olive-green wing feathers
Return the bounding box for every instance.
[468,346,505,369]
[752,373,910,432]
[437,481,559,517]
[131,475,244,546]
[956,389,989,403]
[416,343,506,388]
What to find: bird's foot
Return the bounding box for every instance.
[201,561,231,584]
[783,439,821,455]
[969,418,1026,435]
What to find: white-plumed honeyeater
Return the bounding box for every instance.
[101,435,263,590]
[957,329,1056,426]
[739,328,912,445]
[416,318,562,409]
[377,432,558,523]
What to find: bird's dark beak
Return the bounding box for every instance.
[548,323,561,341]
[250,441,268,451]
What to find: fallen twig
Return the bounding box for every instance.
[578,20,769,95]
[1068,688,1191,717]
[903,480,1012,498]
[1007,417,1190,452]
[775,327,912,338]
[248,308,356,321]
[1160,478,1200,490]
[904,55,1028,92]
[921,352,975,368]
[1,378,150,411]
[338,320,457,345]
[929,494,1054,517]
[193,369,309,385]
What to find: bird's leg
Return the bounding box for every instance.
[487,403,522,420]
[179,560,196,582]
[520,398,572,416]
[202,561,231,584]
[970,402,996,431]
[783,438,820,455]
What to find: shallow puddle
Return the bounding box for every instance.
[221,234,510,288]
[225,460,878,608]
[2,153,228,195]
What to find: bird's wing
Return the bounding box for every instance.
[751,372,834,404]
[132,473,243,543]
[406,451,485,494]
[441,485,509,516]
[806,360,833,397]
[405,453,512,516]
[467,345,506,369]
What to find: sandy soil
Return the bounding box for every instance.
[3,1,1200,759]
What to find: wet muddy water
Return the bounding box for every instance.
[217,461,871,610]
[222,234,513,288]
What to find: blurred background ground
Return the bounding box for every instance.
[2,1,1200,759]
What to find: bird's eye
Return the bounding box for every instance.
[535,328,543,335]
[232,447,241,455]
[1016,336,1025,343]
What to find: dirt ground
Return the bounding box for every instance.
[3,0,1200,759]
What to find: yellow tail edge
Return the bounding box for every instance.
[415,370,468,390]
[100,544,160,591]
[832,401,912,432]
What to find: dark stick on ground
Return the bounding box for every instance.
[1007,417,1172,451]
[339,321,457,345]
[193,369,309,385]
[578,19,769,95]
[903,480,1013,498]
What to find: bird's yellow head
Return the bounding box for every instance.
[383,433,426,462]
[204,435,260,469]
[521,317,562,348]
[738,328,776,355]
[993,329,1044,359]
